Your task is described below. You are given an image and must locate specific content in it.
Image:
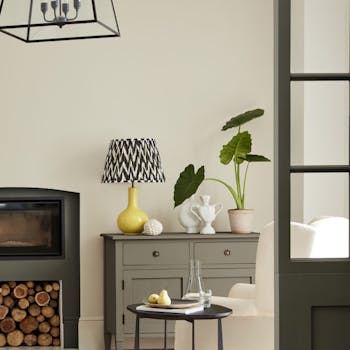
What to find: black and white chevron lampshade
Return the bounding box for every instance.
[101,138,165,184]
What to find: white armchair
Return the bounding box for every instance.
[308,216,349,258]
[174,222,317,350]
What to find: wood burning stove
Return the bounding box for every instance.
[0,188,80,348]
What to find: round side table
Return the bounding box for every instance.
[127,303,232,350]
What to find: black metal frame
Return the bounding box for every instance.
[0,199,63,257]
[0,0,120,43]
[133,315,225,350]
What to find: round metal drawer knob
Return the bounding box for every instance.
[152,250,160,258]
[224,249,231,256]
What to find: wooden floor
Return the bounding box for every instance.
[121,336,174,350]
[1,348,66,350]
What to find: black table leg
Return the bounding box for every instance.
[191,320,195,350]
[134,316,140,350]
[104,332,112,350]
[163,319,168,349]
[218,319,223,350]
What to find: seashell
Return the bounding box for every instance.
[143,219,163,236]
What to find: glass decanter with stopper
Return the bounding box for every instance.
[183,259,204,300]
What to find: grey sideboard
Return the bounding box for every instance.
[101,232,259,350]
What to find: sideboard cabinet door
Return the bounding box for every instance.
[123,270,186,334]
[201,268,255,297]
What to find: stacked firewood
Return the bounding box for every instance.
[0,281,61,347]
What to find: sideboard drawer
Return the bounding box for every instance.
[194,241,257,264]
[123,242,189,266]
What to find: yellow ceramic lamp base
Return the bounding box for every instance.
[117,187,148,235]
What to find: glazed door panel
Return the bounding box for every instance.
[275,0,350,349]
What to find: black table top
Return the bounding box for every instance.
[127,303,232,321]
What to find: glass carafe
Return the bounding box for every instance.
[183,259,204,300]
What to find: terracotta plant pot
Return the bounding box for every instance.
[228,209,254,234]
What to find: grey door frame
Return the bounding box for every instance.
[274,0,350,349]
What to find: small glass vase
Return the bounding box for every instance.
[183,259,204,300]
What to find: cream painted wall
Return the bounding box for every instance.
[0,0,273,347]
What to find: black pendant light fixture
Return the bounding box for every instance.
[0,0,120,43]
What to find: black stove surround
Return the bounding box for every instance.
[0,188,80,348]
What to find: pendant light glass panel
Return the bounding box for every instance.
[0,0,119,42]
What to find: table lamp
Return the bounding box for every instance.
[102,138,165,235]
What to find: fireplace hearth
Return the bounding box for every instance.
[0,188,80,348]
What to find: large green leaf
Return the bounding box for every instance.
[221,108,264,131]
[173,164,205,207]
[245,154,271,162]
[220,131,252,165]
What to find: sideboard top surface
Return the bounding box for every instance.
[101,232,259,241]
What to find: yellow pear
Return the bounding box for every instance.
[157,290,171,305]
[148,294,159,304]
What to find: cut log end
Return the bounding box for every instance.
[0,306,9,320]
[38,321,51,334]
[52,337,61,346]
[38,333,53,346]
[26,281,35,289]
[35,291,50,306]
[44,283,53,293]
[49,314,60,327]
[49,300,58,308]
[8,282,16,289]
[36,314,45,323]
[18,298,30,310]
[19,316,39,334]
[52,282,60,291]
[35,285,42,293]
[0,285,10,297]
[28,304,41,317]
[50,326,60,337]
[0,333,6,347]
[7,330,24,347]
[24,333,37,346]
[50,290,59,300]
[11,308,27,322]
[14,284,28,299]
[0,317,16,333]
[3,296,14,309]
[41,306,55,318]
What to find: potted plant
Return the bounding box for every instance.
[173,108,270,233]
